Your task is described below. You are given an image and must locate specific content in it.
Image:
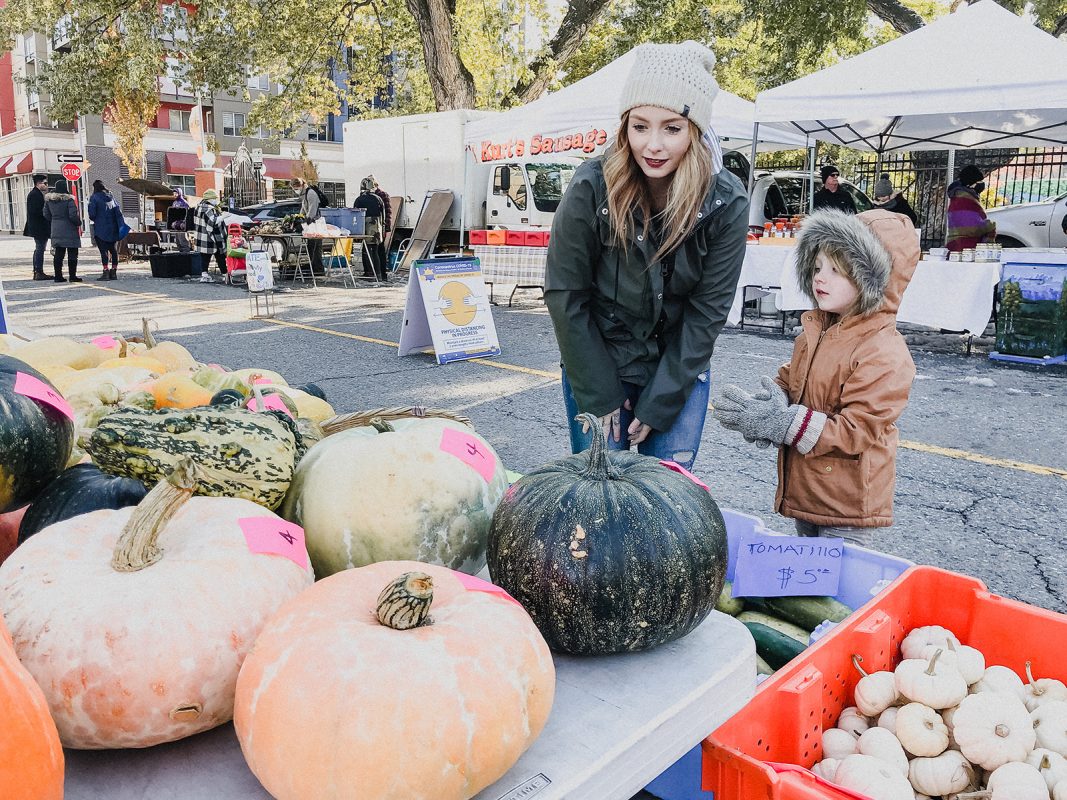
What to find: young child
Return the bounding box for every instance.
[225,223,248,285]
[713,209,920,546]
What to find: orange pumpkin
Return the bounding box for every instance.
[147,372,214,409]
[0,614,63,799]
[234,560,555,800]
[0,459,315,749]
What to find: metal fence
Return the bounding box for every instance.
[756,147,1067,251]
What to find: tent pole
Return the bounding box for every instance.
[808,139,817,213]
[460,147,469,250]
[747,122,759,192]
[946,148,956,186]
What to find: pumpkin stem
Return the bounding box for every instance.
[118,336,128,358]
[1041,754,1052,770]
[1026,660,1043,694]
[142,317,158,349]
[111,459,199,572]
[993,723,1010,738]
[925,648,942,676]
[577,412,619,479]
[370,417,395,434]
[851,654,869,678]
[376,572,433,630]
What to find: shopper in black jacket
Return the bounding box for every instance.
[871,173,919,227]
[813,165,857,214]
[23,174,50,280]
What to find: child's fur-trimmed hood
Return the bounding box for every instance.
[795,208,918,316]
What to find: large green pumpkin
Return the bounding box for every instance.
[0,355,75,514]
[487,413,727,655]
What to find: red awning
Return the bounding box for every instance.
[6,153,32,175]
[262,158,295,180]
[0,157,12,175]
[164,152,201,175]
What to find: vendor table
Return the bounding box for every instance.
[472,244,548,305]
[729,243,1001,335]
[251,234,371,289]
[64,610,754,800]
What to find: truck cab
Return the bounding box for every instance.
[485,160,579,229]
[986,192,1067,249]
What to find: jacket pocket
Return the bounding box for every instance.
[787,453,868,520]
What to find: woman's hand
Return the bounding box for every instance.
[582,408,623,442]
[623,398,651,445]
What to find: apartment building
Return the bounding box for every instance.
[0,26,348,233]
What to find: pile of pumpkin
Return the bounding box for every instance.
[811,625,1067,800]
[0,324,735,800]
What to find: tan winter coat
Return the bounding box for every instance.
[774,210,920,528]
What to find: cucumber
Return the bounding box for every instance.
[737,611,810,644]
[748,595,853,631]
[742,621,808,670]
[715,580,744,616]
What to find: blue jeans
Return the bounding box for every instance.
[561,368,710,471]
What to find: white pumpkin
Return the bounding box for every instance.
[833,754,914,800]
[823,727,859,760]
[854,655,899,716]
[908,750,977,796]
[901,625,961,660]
[879,706,900,735]
[921,642,985,686]
[811,758,841,781]
[896,649,968,709]
[1032,700,1067,757]
[896,702,950,757]
[953,691,1037,771]
[1055,780,1067,800]
[857,726,909,776]
[1027,748,1067,791]
[982,761,1051,800]
[972,665,1027,701]
[838,706,871,737]
[1026,662,1067,712]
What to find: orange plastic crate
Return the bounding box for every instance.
[702,566,1067,799]
[486,230,506,245]
[468,229,488,245]
[505,230,526,246]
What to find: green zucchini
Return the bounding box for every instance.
[715,580,744,616]
[742,621,808,670]
[737,611,810,644]
[747,595,853,631]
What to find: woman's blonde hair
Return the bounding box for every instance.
[603,110,714,264]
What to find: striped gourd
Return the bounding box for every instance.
[376,572,434,630]
[86,406,301,510]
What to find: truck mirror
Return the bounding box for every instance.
[499,168,511,192]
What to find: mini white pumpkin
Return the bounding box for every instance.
[838,706,871,737]
[1032,699,1067,757]
[857,726,909,776]
[879,706,900,735]
[896,649,968,709]
[942,703,963,750]
[854,654,899,716]
[811,757,840,781]
[896,702,950,757]
[1027,748,1067,791]
[972,665,1027,701]
[834,754,914,800]
[1055,780,1067,800]
[1026,662,1067,712]
[823,727,859,760]
[981,761,1051,800]
[901,625,961,660]
[953,690,1036,771]
[921,641,986,686]
[908,750,977,796]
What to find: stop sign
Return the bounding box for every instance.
[61,163,82,181]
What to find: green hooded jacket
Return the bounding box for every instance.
[545,156,749,432]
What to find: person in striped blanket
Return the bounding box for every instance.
[945,165,995,252]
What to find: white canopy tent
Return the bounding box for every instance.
[753,0,1067,153]
[462,48,808,165]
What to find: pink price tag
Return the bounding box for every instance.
[439,428,495,484]
[14,372,75,420]
[252,378,272,385]
[247,394,293,418]
[91,335,118,349]
[454,572,521,606]
[238,517,309,570]
[659,460,709,491]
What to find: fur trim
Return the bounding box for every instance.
[795,209,892,315]
[45,192,74,202]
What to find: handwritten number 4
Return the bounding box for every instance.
[277,530,296,545]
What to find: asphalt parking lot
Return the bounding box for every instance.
[3,240,1065,613]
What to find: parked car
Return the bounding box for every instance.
[985,192,1067,248]
[241,199,302,224]
[770,170,874,217]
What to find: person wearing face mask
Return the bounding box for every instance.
[945,164,995,252]
[545,41,749,472]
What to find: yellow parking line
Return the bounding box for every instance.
[72,282,1066,481]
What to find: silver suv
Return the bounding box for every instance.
[985,192,1067,248]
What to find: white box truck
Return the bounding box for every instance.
[343,110,579,247]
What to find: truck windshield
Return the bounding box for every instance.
[527,163,576,213]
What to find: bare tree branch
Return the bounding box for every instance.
[866,0,924,34]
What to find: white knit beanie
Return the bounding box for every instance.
[618,41,719,135]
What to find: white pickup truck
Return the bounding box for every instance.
[986,192,1067,248]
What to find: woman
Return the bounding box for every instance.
[192,189,226,279]
[545,41,749,471]
[870,173,918,226]
[43,178,83,283]
[88,179,123,280]
[354,176,387,281]
[946,164,995,252]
